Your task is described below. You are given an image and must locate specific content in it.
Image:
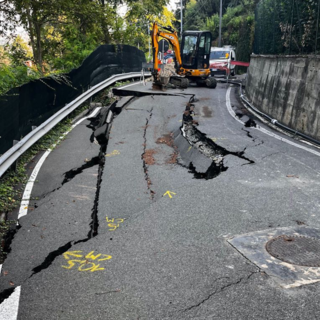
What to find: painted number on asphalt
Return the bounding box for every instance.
[106,217,124,231]
[62,251,112,272]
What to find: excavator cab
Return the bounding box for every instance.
[181,31,212,72]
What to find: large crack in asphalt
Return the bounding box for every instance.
[62,156,100,185]
[141,107,155,200]
[28,141,108,280]
[0,110,110,302]
[33,156,100,201]
[0,96,258,305]
[0,287,15,305]
[1,227,19,262]
[29,242,72,278]
[80,148,106,240]
[34,109,111,201]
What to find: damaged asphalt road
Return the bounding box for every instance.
[1,82,320,319]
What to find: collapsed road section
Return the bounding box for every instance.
[2,81,320,319]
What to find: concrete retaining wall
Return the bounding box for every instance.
[245,55,320,141]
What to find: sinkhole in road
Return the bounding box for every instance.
[187,161,227,180]
[179,124,254,180]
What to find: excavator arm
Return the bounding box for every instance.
[151,22,182,76]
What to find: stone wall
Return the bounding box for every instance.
[245,55,320,141]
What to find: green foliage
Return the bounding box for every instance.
[49,26,99,72]
[93,80,131,105]
[8,35,33,65]
[254,0,320,54]
[0,0,169,94]
[0,64,41,95]
[200,1,255,61]
[173,0,256,63]
[183,0,207,30]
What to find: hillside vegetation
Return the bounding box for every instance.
[0,0,319,95]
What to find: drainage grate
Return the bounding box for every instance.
[266,235,320,267]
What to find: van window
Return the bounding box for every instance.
[210,51,230,59]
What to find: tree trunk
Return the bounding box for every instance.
[26,6,37,63]
[34,22,43,72]
[26,5,43,72]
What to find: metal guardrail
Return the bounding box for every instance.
[218,78,320,147]
[0,71,151,178]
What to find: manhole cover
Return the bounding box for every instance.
[266,235,320,267]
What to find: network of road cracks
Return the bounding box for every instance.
[1,82,320,319]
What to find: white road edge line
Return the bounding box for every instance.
[226,87,320,157]
[0,108,102,320]
[0,286,21,320]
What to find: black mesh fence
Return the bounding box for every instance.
[254,0,320,55]
[0,45,145,155]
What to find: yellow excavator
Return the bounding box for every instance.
[151,22,217,89]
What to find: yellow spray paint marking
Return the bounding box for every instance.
[97,254,112,261]
[62,260,86,270]
[187,146,192,152]
[106,217,124,231]
[63,251,83,259]
[85,251,101,260]
[79,262,105,272]
[105,150,120,157]
[163,191,176,199]
[61,251,112,272]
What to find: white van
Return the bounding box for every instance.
[209,46,236,76]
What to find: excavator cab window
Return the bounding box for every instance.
[181,31,212,70]
[181,35,198,67]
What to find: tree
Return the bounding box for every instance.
[8,35,32,65]
[0,0,169,72]
[254,0,320,54]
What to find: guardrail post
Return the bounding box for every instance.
[11,140,19,172]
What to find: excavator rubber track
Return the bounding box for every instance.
[169,76,189,89]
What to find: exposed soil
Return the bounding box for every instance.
[166,151,178,164]
[143,149,157,165]
[156,133,178,165]
[156,133,174,147]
